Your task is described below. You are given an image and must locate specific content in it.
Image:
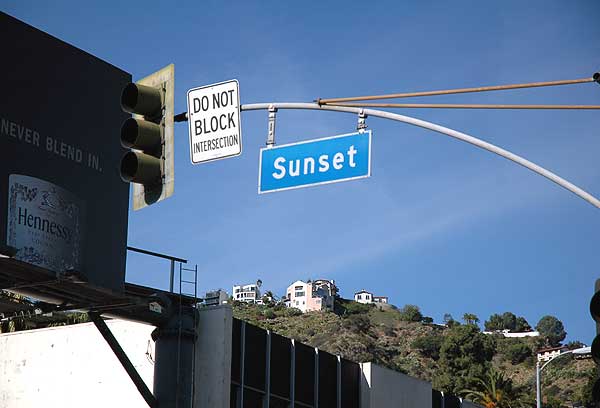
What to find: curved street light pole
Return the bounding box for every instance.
[241,103,600,209]
[536,350,574,408]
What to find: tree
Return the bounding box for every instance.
[500,312,517,331]
[398,304,423,322]
[514,316,531,332]
[566,340,585,350]
[461,367,519,408]
[422,316,434,324]
[463,313,480,326]
[412,335,443,360]
[444,313,459,327]
[504,342,532,365]
[433,324,496,393]
[484,312,531,333]
[485,313,504,331]
[536,315,566,347]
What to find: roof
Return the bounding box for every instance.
[354,289,372,295]
[537,346,568,354]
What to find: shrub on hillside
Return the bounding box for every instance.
[284,307,302,317]
[263,309,276,319]
[505,342,532,365]
[398,304,423,322]
[334,298,373,316]
[343,314,372,334]
[412,335,443,360]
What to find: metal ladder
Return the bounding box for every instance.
[176,263,198,408]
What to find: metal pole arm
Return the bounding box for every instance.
[540,350,573,372]
[241,102,600,209]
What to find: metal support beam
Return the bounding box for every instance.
[152,305,198,408]
[89,312,158,408]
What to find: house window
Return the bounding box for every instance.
[295,291,305,297]
[295,301,299,305]
[295,286,303,290]
[303,301,305,305]
[357,294,362,300]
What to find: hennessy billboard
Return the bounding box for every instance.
[0,12,130,293]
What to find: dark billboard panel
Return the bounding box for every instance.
[0,12,130,293]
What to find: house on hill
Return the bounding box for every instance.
[283,279,336,313]
[354,289,388,305]
[537,345,568,362]
[232,283,261,304]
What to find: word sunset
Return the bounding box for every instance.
[259,131,371,194]
[187,80,242,164]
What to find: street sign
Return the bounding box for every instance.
[187,80,242,164]
[259,131,371,194]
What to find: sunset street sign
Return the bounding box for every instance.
[259,131,371,194]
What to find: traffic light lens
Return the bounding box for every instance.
[121,83,162,117]
[120,118,162,153]
[120,151,138,182]
[120,151,162,185]
[121,83,139,113]
[121,118,138,148]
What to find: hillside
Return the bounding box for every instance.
[233,300,595,407]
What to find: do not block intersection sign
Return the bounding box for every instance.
[187,80,242,164]
[259,131,371,194]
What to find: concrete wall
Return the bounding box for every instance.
[360,362,432,408]
[0,319,154,408]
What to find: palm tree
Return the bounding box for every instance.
[463,313,480,325]
[461,368,520,408]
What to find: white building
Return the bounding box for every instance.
[284,279,336,313]
[482,329,540,338]
[537,346,568,362]
[232,283,261,304]
[354,290,388,305]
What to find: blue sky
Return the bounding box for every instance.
[5,0,600,343]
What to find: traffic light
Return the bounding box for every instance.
[120,64,174,210]
[589,279,600,403]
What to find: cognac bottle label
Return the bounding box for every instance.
[7,174,85,274]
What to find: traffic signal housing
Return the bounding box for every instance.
[120,64,174,210]
[589,279,600,402]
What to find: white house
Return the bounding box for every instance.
[284,279,336,313]
[232,283,261,304]
[537,346,568,362]
[354,290,388,305]
[373,296,389,304]
[483,329,540,338]
[354,290,373,304]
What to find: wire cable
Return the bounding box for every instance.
[317,73,600,104]
[324,103,600,110]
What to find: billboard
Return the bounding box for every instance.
[0,12,130,293]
